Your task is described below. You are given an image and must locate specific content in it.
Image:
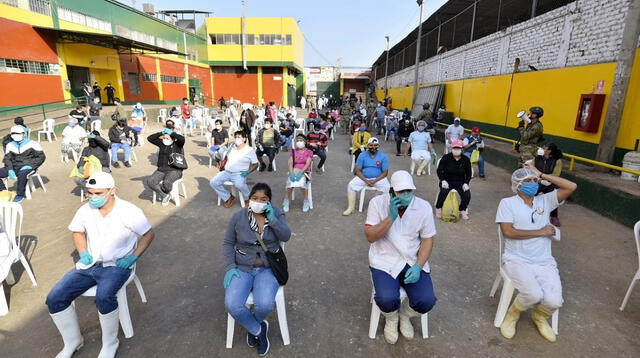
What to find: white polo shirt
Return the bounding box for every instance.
[445,124,465,141]
[69,197,152,269]
[495,191,561,266]
[61,126,87,144]
[224,145,258,173]
[366,194,437,278]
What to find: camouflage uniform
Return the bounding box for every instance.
[340,103,351,134]
[518,120,544,163]
[416,110,432,124]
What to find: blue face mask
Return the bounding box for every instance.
[417,126,425,131]
[88,192,109,208]
[314,130,321,134]
[519,182,539,197]
[395,192,414,207]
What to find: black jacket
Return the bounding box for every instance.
[398,123,414,138]
[78,136,110,169]
[437,153,472,184]
[3,139,46,171]
[147,132,186,172]
[108,125,135,144]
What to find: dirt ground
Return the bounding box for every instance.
[1,119,639,358]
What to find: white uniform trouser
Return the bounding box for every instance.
[503,260,563,310]
[348,176,390,193]
[411,150,431,165]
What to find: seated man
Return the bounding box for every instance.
[255,118,281,172]
[351,123,371,161]
[407,120,437,176]
[365,170,437,344]
[395,119,414,156]
[211,131,259,208]
[129,103,146,145]
[209,119,230,166]
[306,123,328,173]
[108,119,135,168]
[69,106,88,128]
[46,172,154,358]
[278,115,294,152]
[496,165,577,342]
[343,137,390,216]
[385,115,398,140]
[145,127,186,206]
[73,131,111,192]
[0,126,46,203]
[61,118,87,161]
[2,117,31,151]
[463,127,485,178]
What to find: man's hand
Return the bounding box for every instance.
[365,179,375,187]
[541,225,556,237]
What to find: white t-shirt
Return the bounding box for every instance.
[445,124,465,141]
[224,145,259,173]
[69,197,152,269]
[495,191,561,265]
[62,126,87,144]
[366,194,437,278]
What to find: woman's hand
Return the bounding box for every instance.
[223,268,240,288]
[264,202,277,222]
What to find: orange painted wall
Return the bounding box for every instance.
[262,73,283,106]
[213,73,258,104]
[0,18,63,106]
[189,65,212,105]
[160,59,187,101]
[119,54,160,102]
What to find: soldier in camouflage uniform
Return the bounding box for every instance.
[517,106,544,164]
[340,101,352,134]
[416,103,433,126]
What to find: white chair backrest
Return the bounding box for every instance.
[0,203,23,249]
[90,120,102,131]
[497,225,504,268]
[192,107,203,119]
[204,108,210,117]
[44,119,55,131]
[634,221,640,267]
[159,108,167,117]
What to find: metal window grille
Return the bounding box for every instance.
[0,58,60,75]
[160,75,185,84]
[142,73,157,82]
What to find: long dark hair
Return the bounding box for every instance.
[249,183,272,201]
[546,143,563,160]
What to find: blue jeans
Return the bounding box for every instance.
[211,170,250,202]
[0,167,34,196]
[370,265,437,314]
[225,267,279,335]
[111,142,131,163]
[463,151,485,177]
[46,263,132,314]
[386,127,397,140]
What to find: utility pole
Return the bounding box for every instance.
[384,35,390,99]
[241,1,247,70]
[412,0,424,108]
[595,0,640,166]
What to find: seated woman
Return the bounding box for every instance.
[145,126,186,206]
[255,118,282,172]
[435,140,472,220]
[128,103,146,146]
[282,134,313,213]
[74,131,111,192]
[61,118,87,161]
[223,183,291,356]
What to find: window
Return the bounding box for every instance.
[128,73,140,94]
[213,66,257,74]
[285,34,292,45]
[244,34,255,45]
[58,7,111,32]
[157,38,178,52]
[273,34,282,45]
[160,75,185,84]
[262,67,282,74]
[0,58,60,75]
[210,33,291,45]
[143,73,157,82]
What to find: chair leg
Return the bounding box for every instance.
[552,309,559,335]
[308,184,313,209]
[275,289,290,345]
[133,275,147,303]
[619,270,640,311]
[152,191,157,205]
[181,182,188,199]
[0,284,8,316]
[19,253,37,286]
[36,175,45,192]
[493,281,515,328]
[359,190,366,212]
[421,312,429,338]
[117,288,134,338]
[226,313,235,348]
[368,301,381,339]
[489,274,502,297]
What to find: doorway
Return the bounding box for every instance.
[66,65,90,98]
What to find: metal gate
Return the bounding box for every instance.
[411,84,444,117]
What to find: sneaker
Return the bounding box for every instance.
[315,167,323,174]
[13,195,25,203]
[550,217,561,227]
[259,163,267,172]
[461,210,469,220]
[302,200,310,212]
[124,162,131,168]
[435,208,442,218]
[112,162,120,168]
[161,193,172,206]
[282,200,290,213]
[267,164,274,172]
[247,331,258,348]
[256,321,270,356]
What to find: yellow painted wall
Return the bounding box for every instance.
[442,80,464,114]
[458,75,512,125]
[618,49,640,150]
[0,3,53,28]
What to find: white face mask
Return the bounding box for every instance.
[537,148,545,156]
[235,138,244,146]
[183,101,188,104]
[264,123,272,128]
[452,149,462,156]
[249,200,267,213]
[11,134,24,142]
[295,141,305,149]
[162,138,173,146]
[215,125,222,130]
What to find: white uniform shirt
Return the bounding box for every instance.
[495,191,561,266]
[69,197,152,269]
[366,194,437,278]
[445,124,465,141]
[62,126,87,144]
[224,145,258,173]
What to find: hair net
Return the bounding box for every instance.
[511,168,538,193]
[416,120,427,127]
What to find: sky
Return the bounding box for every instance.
[132,0,449,68]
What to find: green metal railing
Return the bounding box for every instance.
[0,97,89,132]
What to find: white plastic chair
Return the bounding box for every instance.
[90,119,103,134]
[151,178,188,207]
[410,158,433,176]
[350,155,355,172]
[369,286,429,339]
[312,154,326,172]
[262,154,277,171]
[61,145,81,164]
[217,181,246,207]
[37,119,57,142]
[108,147,138,163]
[157,108,167,123]
[359,187,384,212]
[620,221,640,311]
[490,226,559,334]
[78,265,147,338]
[291,172,314,210]
[2,172,46,200]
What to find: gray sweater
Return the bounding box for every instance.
[223,208,291,272]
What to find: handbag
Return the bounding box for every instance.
[254,231,288,285]
[168,146,188,169]
[470,149,480,164]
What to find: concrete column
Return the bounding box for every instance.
[257,66,263,106]
[155,58,164,101]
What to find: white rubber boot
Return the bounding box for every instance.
[399,299,419,339]
[381,310,399,344]
[417,162,428,176]
[500,298,527,339]
[97,309,120,358]
[50,305,84,358]
[342,190,357,216]
[532,304,557,342]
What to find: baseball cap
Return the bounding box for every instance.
[10,125,25,134]
[472,126,480,134]
[451,139,464,148]
[86,172,115,189]
[367,137,379,144]
[390,170,416,191]
[454,117,461,122]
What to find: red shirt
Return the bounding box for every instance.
[181,103,191,119]
[309,112,317,119]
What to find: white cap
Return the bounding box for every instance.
[367,137,379,144]
[10,125,25,134]
[68,117,78,124]
[86,172,115,189]
[454,117,461,122]
[136,102,142,109]
[390,170,416,191]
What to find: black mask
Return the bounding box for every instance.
[369,148,378,154]
[88,139,98,148]
[166,123,175,130]
[117,120,126,127]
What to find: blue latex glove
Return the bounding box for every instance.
[404,264,423,284]
[79,250,93,265]
[388,196,401,221]
[289,172,296,182]
[223,268,240,288]
[7,170,16,180]
[161,128,172,135]
[264,202,277,222]
[20,166,33,172]
[430,148,437,164]
[116,254,139,269]
[240,170,250,178]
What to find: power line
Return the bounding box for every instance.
[301,31,334,66]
